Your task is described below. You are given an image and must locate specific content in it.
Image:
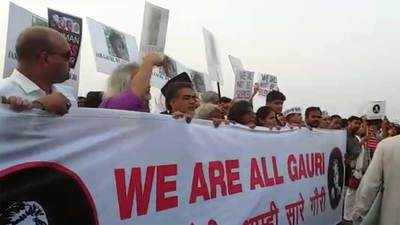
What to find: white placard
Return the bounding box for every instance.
[234,70,254,100]
[139,2,169,59]
[258,73,278,96]
[366,100,386,120]
[228,55,244,76]
[87,18,139,75]
[203,27,223,83]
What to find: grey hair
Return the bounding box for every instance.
[194,103,219,120]
[201,91,219,104]
[104,62,140,98]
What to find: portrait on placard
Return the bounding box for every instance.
[104,27,129,61]
[147,7,162,46]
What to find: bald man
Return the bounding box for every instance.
[0,27,76,113]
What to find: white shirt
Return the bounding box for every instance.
[0,69,77,107]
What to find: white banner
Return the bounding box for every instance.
[203,27,223,83]
[0,106,346,225]
[234,70,254,100]
[258,73,278,97]
[87,18,139,75]
[139,1,169,59]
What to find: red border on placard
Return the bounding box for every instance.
[0,161,99,225]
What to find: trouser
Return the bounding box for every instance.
[343,187,357,221]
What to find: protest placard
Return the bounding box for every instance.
[139,1,169,59]
[234,70,254,100]
[365,100,386,120]
[48,8,82,95]
[228,55,244,76]
[87,18,139,75]
[258,73,278,96]
[203,27,223,83]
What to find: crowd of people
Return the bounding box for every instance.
[1,26,399,225]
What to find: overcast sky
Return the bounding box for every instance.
[0,0,399,120]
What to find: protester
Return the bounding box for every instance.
[387,125,398,137]
[86,91,103,108]
[228,100,256,128]
[162,82,197,115]
[341,118,349,129]
[256,106,277,129]
[352,135,400,225]
[100,53,163,112]
[343,116,362,224]
[0,27,76,111]
[218,97,232,116]
[77,96,86,107]
[103,63,139,99]
[265,90,286,114]
[319,111,331,128]
[305,106,322,128]
[194,103,225,122]
[201,91,219,104]
[329,114,342,129]
[283,107,303,127]
[160,73,197,115]
[276,112,286,127]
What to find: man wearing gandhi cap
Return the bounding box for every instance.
[283,107,303,127]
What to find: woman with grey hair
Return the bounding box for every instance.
[100,53,164,112]
[104,62,139,98]
[201,91,219,104]
[194,103,224,121]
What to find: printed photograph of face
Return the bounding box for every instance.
[50,14,80,35]
[146,7,162,46]
[104,27,129,61]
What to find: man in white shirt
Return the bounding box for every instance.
[0,26,75,112]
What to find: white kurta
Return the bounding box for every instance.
[353,135,400,225]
